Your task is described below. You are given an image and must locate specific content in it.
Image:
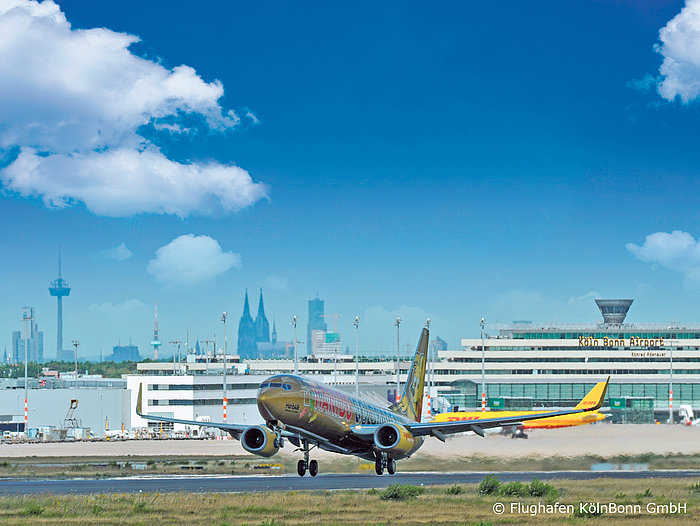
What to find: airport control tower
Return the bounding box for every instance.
[49,252,71,360]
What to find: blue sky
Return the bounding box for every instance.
[2,0,700,359]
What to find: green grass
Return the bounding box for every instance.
[0,477,695,524]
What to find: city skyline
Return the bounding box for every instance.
[3,1,700,358]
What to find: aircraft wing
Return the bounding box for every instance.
[135,383,250,439]
[407,377,609,439]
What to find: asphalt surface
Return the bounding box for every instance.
[1,470,699,495]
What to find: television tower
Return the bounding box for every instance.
[150,302,162,360]
[48,251,71,359]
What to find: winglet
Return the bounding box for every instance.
[575,376,609,411]
[136,383,143,416]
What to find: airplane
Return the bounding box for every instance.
[432,381,610,438]
[136,322,609,476]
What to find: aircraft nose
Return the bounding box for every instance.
[257,388,276,420]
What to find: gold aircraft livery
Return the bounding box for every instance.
[137,323,609,476]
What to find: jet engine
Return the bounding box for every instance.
[241,426,280,457]
[373,423,417,458]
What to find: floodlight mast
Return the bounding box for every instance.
[22,309,32,430]
[394,317,401,403]
[291,316,298,375]
[220,312,228,423]
[353,316,360,397]
[480,317,486,412]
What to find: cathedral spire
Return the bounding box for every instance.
[257,288,265,318]
[238,288,256,359]
[243,288,251,317]
[254,288,270,343]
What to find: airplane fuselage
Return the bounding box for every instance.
[257,374,424,459]
[433,410,607,429]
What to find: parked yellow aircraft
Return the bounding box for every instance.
[136,323,609,476]
[432,381,609,438]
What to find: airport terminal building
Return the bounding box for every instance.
[446,299,700,420]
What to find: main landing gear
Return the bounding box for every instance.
[296,440,318,477]
[374,453,396,475]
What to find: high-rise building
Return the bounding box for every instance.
[254,289,270,343]
[107,344,141,362]
[307,296,327,355]
[237,289,257,359]
[11,307,43,363]
[49,252,71,361]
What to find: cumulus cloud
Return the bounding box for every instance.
[655,0,700,102]
[627,230,700,284]
[147,234,241,286]
[0,0,267,217]
[95,242,133,261]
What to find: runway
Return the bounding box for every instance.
[1,470,699,495]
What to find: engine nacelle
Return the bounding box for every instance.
[241,426,280,457]
[373,423,417,458]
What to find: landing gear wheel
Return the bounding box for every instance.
[375,457,384,475]
[309,459,318,477]
[297,459,307,476]
[387,458,396,475]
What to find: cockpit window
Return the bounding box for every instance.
[259,381,292,391]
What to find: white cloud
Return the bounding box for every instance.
[627,230,700,284]
[656,0,700,102]
[0,0,267,217]
[246,110,260,125]
[95,242,133,261]
[264,274,288,291]
[147,234,241,286]
[3,147,267,216]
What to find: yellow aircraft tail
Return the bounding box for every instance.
[396,326,429,422]
[574,377,609,411]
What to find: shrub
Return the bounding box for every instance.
[689,482,700,495]
[20,501,45,516]
[378,484,425,501]
[445,484,465,495]
[573,506,602,518]
[528,478,558,499]
[478,474,501,495]
[498,481,529,497]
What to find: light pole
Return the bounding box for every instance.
[394,317,401,403]
[220,312,228,423]
[22,310,32,431]
[72,339,79,377]
[425,318,431,422]
[480,317,486,412]
[291,316,298,375]
[353,316,360,397]
[169,340,182,375]
[669,344,674,424]
[202,338,212,373]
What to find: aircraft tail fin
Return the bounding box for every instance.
[396,325,429,421]
[574,376,609,411]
